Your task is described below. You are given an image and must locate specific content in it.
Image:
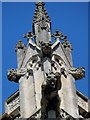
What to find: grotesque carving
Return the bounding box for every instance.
[69,67,85,80]
[7,69,21,83]
[40,41,52,58]
[7,68,33,82]
[41,72,62,119]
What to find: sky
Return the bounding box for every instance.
[0,2,2,115]
[2,2,88,114]
[1,0,90,2]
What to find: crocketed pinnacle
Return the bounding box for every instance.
[33,2,50,23]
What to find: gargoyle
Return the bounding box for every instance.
[7,69,21,83]
[41,72,62,119]
[40,41,52,58]
[7,68,32,82]
[69,67,85,80]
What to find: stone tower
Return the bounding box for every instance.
[1,2,90,120]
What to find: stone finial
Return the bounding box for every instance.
[23,32,35,40]
[62,40,73,50]
[33,2,50,23]
[52,30,63,39]
[52,30,69,42]
[52,30,73,50]
[15,40,25,52]
[35,2,45,7]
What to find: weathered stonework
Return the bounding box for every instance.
[1,2,90,120]
[2,90,90,119]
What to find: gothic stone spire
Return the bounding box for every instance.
[5,2,87,119]
[32,2,51,46]
[33,2,50,24]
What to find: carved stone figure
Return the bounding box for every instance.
[7,68,33,82]
[40,41,52,58]
[3,2,88,120]
[41,72,62,119]
[69,67,85,80]
[7,69,21,83]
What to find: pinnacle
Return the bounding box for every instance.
[33,2,50,23]
[35,1,45,7]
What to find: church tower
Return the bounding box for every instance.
[1,2,90,119]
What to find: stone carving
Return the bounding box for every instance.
[23,32,35,40]
[7,96,20,114]
[69,67,85,80]
[15,40,26,52]
[52,30,67,40]
[33,2,50,23]
[41,72,62,119]
[5,2,87,119]
[60,109,76,119]
[40,41,52,58]
[7,68,33,82]
[62,39,72,50]
[35,2,45,7]
[52,30,63,39]
[59,67,85,80]
[38,17,50,32]
[7,69,21,83]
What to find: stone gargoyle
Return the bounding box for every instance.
[41,72,62,119]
